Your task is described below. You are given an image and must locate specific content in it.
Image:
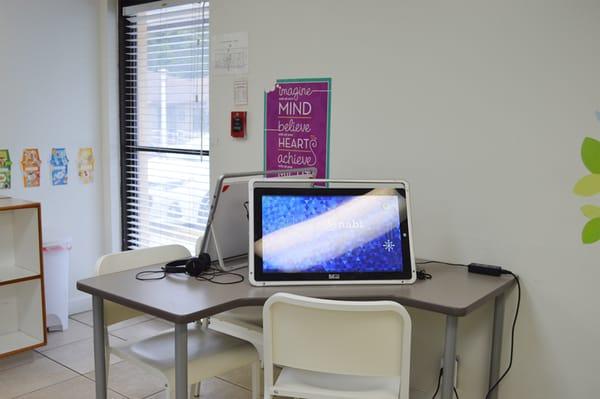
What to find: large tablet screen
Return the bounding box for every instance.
[252,186,414,283]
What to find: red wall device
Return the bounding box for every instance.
[231,111,247,138]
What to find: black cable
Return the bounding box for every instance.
[485,271,520,398]
[243,201,249,219]
[423,264,519,399]
[136,270,166,280]
[194,267,245,285]
[430,367,460,399]
[431,368,443,399]
[417,269,432,280]
[228,264,248,272]
[417,260,468,268]
[136,266,245,285]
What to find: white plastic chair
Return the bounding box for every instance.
[194,235,265,360]
[263,293,412,399]
[96,244,260,399]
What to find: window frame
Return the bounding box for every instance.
[118,0,210,250]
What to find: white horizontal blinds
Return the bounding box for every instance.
[123,1,209,253]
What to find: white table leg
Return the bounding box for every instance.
[92,295,107,399]
[488,293,506,399]
[174,322,188,399]
[441,315,458,399]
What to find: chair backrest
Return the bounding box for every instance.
[263,293,411,396]
[95,244,191,326]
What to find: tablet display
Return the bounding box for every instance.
[251,184,415,285]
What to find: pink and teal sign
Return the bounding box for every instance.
[264,78,331,179]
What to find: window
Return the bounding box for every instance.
[120,1,210,252]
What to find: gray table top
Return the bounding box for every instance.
[77,262,515,323]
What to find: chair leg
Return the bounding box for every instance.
[251,361,261,399]
[190,382,201,398]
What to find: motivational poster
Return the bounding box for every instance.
[264,78,331,179]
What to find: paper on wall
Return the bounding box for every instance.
[234,79,248,106]
[78,147,95,184]
[50,148,69,186]
[213,32,248,76]
[0,149,12,189]
[21,148,41,188]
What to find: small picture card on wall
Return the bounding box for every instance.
[78,147,95,184]
[50,148,69,186]
[0,149,12,189]
[20,148,41,188]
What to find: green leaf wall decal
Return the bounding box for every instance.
[581,205,600,219]
[582,217,600,244]
[582,137,600,173]
[573,174,600,196]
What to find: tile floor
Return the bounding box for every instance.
[0,312,252,399]
[0,311,429,399]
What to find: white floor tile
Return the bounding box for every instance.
[0,351,40,372]
[218,365,253,390]
[0,355,77,399]
[42,338,122,374]
[13,376,126,399]
[69,311,94,326]
[71,310,153,330]
[144,377,251,399]
[85,361,166,399]
[219,365,279,394]
[37,319,93,352]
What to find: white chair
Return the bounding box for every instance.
[195,235,265,360]
[96,244,260,399]
[262,293,412,399]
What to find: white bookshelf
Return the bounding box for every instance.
[0,198,46,358]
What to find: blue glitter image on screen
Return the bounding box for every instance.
[260,194,404,273]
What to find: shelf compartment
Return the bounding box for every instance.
[0,331,43,355]
[0,266,40,286]
[0,206,42,284]
[0,279,46,357]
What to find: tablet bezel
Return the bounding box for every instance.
[248,179,416,286]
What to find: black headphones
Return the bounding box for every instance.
[163,253,212,277]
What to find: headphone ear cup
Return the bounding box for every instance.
[185,253,211,277]
[196,252,211,268]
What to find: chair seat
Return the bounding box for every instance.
[212,306,263,327]
[272,367,401,399]
[112,324,258,381]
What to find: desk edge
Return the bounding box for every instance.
[77,276,516,322]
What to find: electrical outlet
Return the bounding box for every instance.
[440,356,459,388]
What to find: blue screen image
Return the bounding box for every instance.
[259,193,404,273]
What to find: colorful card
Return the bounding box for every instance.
[0,149,12,189]
[50,148,69,186]
[78,147,95,184]
[21,148,41,188]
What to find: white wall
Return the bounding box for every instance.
[0,0,106,313]
[211,1,600,398]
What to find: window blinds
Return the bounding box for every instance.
[121,1,210,253]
